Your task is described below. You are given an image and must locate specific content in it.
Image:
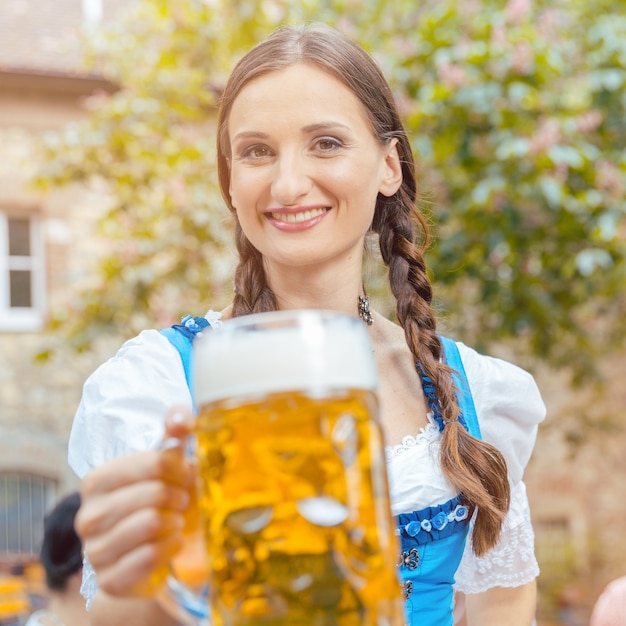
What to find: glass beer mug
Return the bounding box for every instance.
[161,310,404,625]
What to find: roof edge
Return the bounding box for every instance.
[0,67,118,95]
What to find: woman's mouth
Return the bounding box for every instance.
[269,207,329,223]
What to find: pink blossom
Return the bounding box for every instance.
[436,60,469,89]
[490,24,508,46]
[595,160,622,196]
[576,110,603,134]
[511,40,534,75]
[506,0,533,25]
[529,118,562,154]
[537,8,560,40]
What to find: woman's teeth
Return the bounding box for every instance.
[270,208,327,223]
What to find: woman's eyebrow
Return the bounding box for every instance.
[302,121,352,134]
[231,130,270,142]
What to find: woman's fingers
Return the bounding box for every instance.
[94,534,184,597]
[85,506,184,571]
[76,479,189,544]
[81,447,194,498]
[74,411,200,599]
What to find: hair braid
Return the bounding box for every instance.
[231,220,278,318]
[375,197,510,556]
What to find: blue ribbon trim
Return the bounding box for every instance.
[396,495,471,548]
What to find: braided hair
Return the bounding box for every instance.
[216,23,510,555]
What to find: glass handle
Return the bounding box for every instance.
[155,436,211,625]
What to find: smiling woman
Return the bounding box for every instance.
[68,23,545,626]
[225,63,401,275]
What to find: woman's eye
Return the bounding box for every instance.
[241,145,272,159]
[315,137,343,152]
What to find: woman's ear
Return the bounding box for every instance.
[378,139,403,198]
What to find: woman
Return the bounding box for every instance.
[71,23,545,626]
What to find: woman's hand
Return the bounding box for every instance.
[75,407,196,598]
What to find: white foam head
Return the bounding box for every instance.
[193,310,378,406]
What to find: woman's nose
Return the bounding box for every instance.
[271,154,312,205]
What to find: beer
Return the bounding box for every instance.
[189,311,403,625]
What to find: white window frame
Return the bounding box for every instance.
[0,472,57,557]
[0,211,46,332]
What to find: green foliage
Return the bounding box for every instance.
[34,0,626,379]
[379,0,626,377]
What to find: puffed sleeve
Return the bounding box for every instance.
[68,329,193,609]
[68,329,192,479]
[456,342,545,484]
[454,481,539,593]
[453,342,546,593]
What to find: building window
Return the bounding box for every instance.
[0,473,56,558]
[0,212,45,332]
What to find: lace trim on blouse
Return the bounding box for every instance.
[384,414,439,462]
[453,484,539,594]
[203,309,222,328]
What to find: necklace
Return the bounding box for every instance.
[358,293,373,325]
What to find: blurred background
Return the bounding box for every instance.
[0,1,624,624]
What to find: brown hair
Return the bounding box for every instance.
[216,23,509,555]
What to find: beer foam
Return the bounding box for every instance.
[193,311,378,405]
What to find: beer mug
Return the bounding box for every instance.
[161,310,404,625]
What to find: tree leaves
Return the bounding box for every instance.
[34,0,626,383]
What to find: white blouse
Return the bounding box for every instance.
[69,315,545,602]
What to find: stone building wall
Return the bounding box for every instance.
[0,74,117,479]
[0,1,131,583]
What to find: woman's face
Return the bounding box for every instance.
[227,63,401,274]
